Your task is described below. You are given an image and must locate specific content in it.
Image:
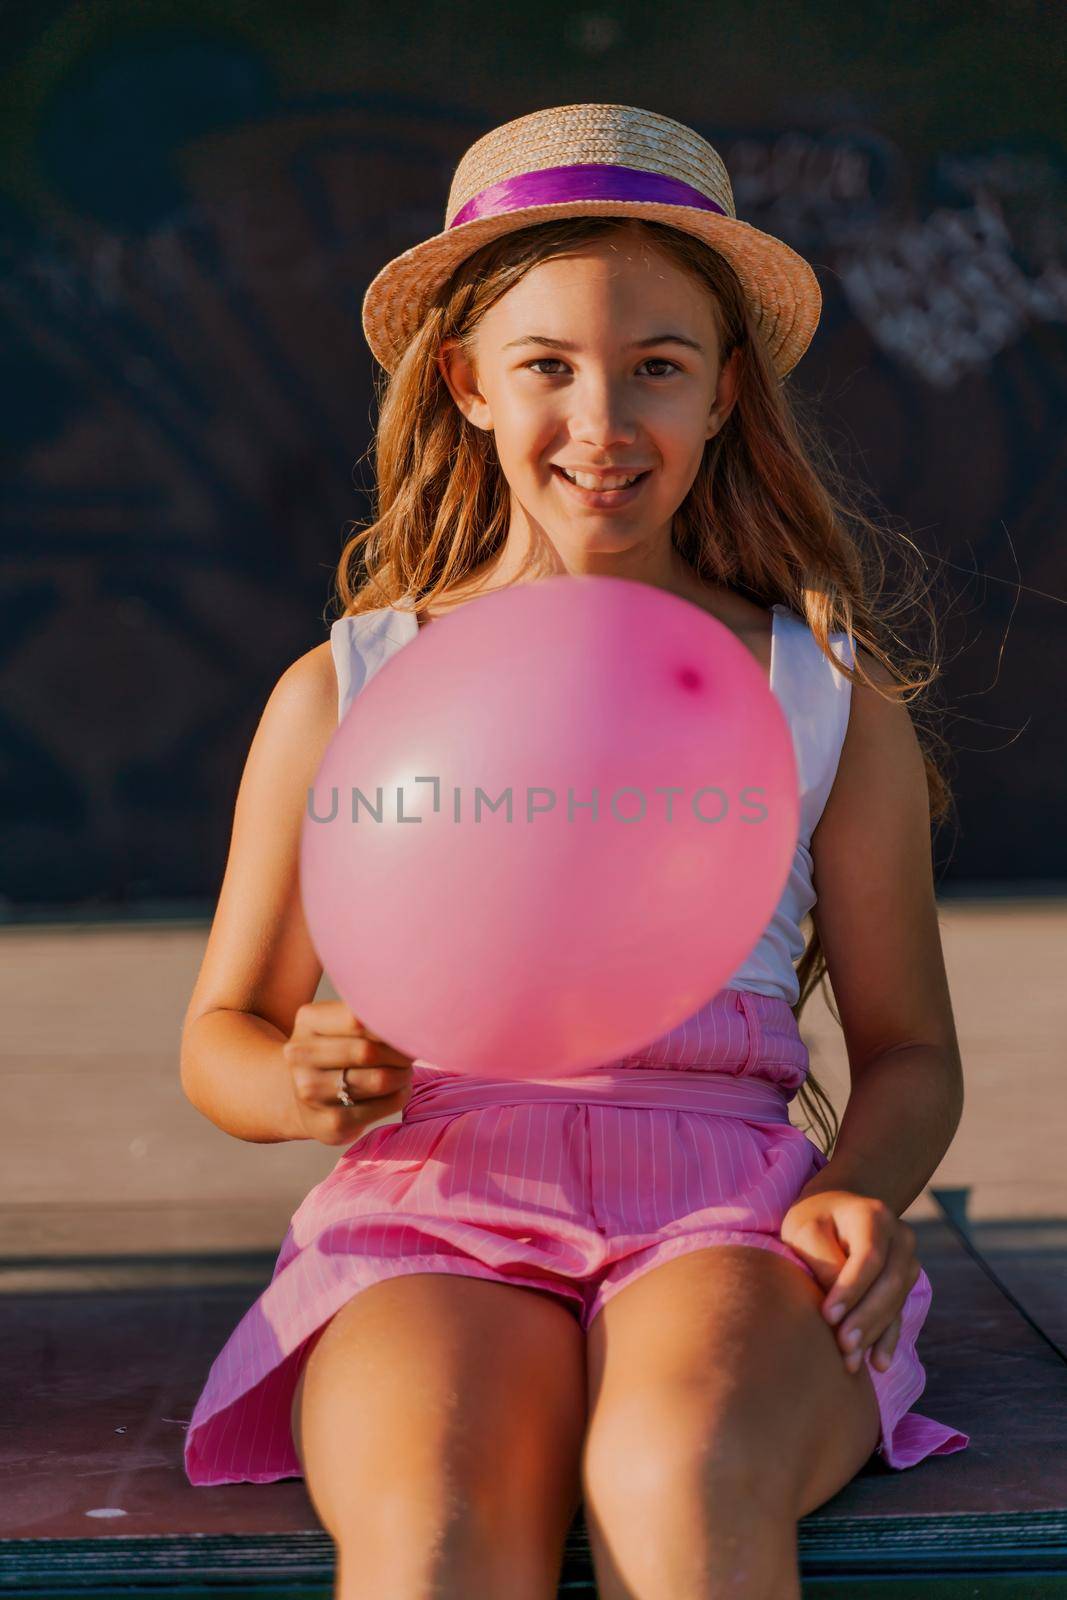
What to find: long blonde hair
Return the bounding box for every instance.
[331,216,956,1156]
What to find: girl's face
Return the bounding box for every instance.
[438,234,738,575]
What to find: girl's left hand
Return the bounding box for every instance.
[778,1190,921,1376]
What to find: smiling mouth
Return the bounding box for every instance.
[553,465,652,492]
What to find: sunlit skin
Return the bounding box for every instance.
[435,231,741,606]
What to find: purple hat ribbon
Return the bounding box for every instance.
[449,162,728,229]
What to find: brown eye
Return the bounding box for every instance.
[526,357,680,378]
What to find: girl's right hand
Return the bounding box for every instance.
[282,1000,416,1147]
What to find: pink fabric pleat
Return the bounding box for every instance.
[183,986,968,1486]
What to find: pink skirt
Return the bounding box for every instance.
[183,988,969,1486]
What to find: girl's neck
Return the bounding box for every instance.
[413,548,733,631]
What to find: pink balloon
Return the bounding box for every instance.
[300,575,798,1078]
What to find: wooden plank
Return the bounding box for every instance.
[933,1183,1067,1357]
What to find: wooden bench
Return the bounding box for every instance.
[2,1188,1066,1597]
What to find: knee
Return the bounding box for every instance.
[314,1420,506,1549]
[582,1389,796,1524]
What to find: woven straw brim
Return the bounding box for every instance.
[361,201,821,380]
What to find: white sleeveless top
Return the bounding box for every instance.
[329,602,856,1007]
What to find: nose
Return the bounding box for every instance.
[568,375,640,452]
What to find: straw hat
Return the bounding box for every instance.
[361,102,821,380]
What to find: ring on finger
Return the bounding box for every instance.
[337,1067,357,1108]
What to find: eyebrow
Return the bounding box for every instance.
[501,333,704,353]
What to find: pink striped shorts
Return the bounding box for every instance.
[183,987,968,1485]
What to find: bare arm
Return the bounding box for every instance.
[180,638,339,1143]
[795,649,965,1216]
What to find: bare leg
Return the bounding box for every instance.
[581,1246,881,1598]
[291,1272,587,1599]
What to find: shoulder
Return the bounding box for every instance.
[218,639,340,851]
[828,643,926,818]
[267,637,337,720]
[849,643,919,733]
[250,638,338,772]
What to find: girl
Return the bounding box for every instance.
[180,104,970,1598]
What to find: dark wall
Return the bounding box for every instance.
[2,1,1065,914]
